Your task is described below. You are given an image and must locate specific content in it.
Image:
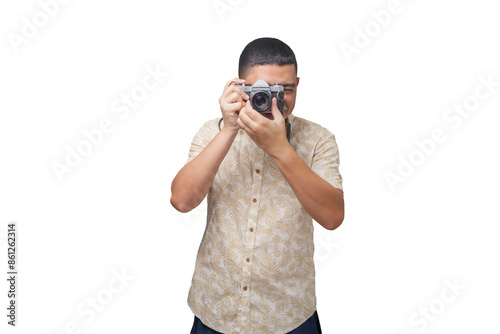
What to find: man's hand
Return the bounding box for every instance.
[171,79,249,213]
[219,78,249,133]
[237,97,289,158]
[238,97,344,230]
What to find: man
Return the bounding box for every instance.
[171,37,344,334]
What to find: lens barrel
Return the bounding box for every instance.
[251,91,272,112]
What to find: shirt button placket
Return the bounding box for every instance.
[246,160,263,247]
[241,151,265,328]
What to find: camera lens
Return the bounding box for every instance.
[251,92,271,112]
[254,93,267,106]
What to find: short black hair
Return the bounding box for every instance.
[238,37,297,79]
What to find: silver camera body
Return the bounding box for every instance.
[237,79,285,114]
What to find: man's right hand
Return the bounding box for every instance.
[219,78,249,132]
[171,78,249,213]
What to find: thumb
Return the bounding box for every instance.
[270,97,283,121]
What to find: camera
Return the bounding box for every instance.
[237,79,285,114]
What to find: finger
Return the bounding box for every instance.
[236,117,250,132]
[230,83,250,101]
[225,78,246,88]
[237,117,256,136]
[227,91,244,104]
[238,104,258,130]
[223,92,245,112]
[240,89,250,101]
[230,78,249,100]
[222,85,249,102]
[270,97,284,121]
[236,117,245,129]
[222,78,247,97]
[223,100,245,114]
[241,100,261,123]
[220,92,244,114]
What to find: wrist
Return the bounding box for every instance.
[269,140,294,162]
[220,124,239,140]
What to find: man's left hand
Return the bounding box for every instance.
[237,97,290,158]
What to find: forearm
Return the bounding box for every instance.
[271,145,344,230]
[171,127,238,212]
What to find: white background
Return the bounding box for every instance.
[1,0,499,333]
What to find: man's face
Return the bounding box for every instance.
[242,64,300,119]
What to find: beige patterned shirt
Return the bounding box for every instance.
[186,114,343,333]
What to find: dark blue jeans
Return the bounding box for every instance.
[190,311,322,334]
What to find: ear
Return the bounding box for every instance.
[296,77,300,87]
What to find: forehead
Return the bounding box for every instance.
[244,64,296,85]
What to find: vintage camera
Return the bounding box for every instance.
[237,79,285,114]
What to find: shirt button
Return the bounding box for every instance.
[246,258,250,262]
[243,286,248,291]
[249,227,254,232]
[252,198,257,203]
[256,169,260,174]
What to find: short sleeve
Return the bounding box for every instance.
[185,118,220,165]
[310,130,343,191]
